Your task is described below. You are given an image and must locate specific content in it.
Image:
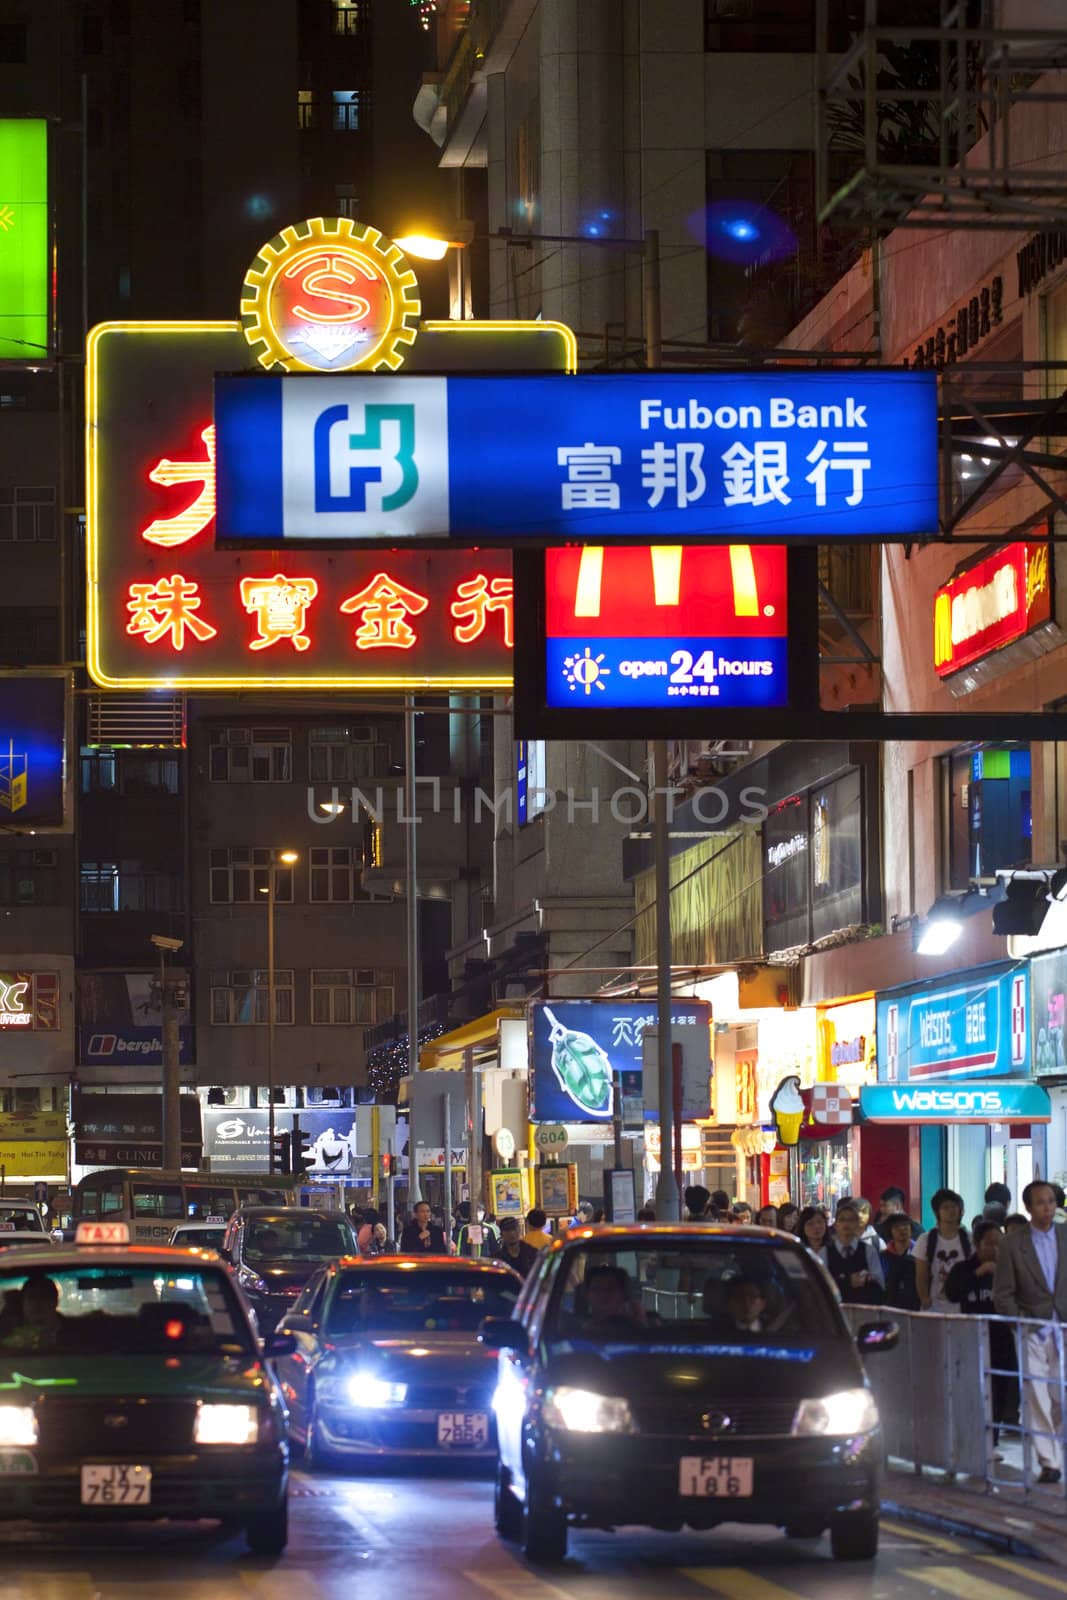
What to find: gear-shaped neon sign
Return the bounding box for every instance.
[239,216,421,373]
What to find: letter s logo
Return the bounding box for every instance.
[283,251,377,325]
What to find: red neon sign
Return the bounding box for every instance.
[933,541,1051,677]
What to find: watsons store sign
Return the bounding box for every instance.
[860,1081,1050,1125]
[876,965,1028,1084]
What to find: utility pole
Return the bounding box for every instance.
[151,934,184,1173]
[405,693,422,1204]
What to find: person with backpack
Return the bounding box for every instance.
[825,1200,884,1304]
[913,1187,971,1313]
[882,1212,921,1311]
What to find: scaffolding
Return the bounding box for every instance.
[816,0,1067,231]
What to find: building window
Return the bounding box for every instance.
[312,967,394,1024]
[298,88,316,130]
[333,0,369,34]
[80,749,180,796]
[80,860,183,912]
[0,606,59,665]
[941,744,1032,891]
[332,90,363,132]
[0,487,56,541]
[308,724,385,781]
[335,184,359,219]
[810,769,863,941]
[209,727,291,782]
[705,0,819,52]
[309,846,361,902]
[0,849,61,906]
[209,848,295,905]
[210,970,294,1025]
[0,23,28,63]
[518,740,547,824]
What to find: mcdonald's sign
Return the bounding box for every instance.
[933,540,1052,679]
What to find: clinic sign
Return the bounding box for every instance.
[877,965,1028,1083]
[933,541,1051,678]
[860,1080,1050,1124]
[213,369,938,546]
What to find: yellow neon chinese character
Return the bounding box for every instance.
[141,424,216,547]
[126,575,217,650]
[450,574,514,647]
[339,572,429,650]
[239,573,319,651]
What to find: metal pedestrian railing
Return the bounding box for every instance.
[840,1304,1067,1501]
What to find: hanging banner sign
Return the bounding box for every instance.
[933,541,1052,677]
[876,965,1028,1083]
[528,999,710,1124]
[860,1080,1050,1124]
[213,369,939,546]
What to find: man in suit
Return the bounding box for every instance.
[993,1180,1067,1483]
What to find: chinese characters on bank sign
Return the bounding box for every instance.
[876,965,1028,1084]
[528,999,710,1124]
[86,324,515,689]
[213,370,938,544]
[542,545,787,709]
[933,540,1051,678]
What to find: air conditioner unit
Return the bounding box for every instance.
[306,1085,343,1106]
[220,1086,242,1107]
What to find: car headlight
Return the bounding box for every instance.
[792,1388,879,1437]
[238,1267,268,1296]
[194,1403,259,1445]
[0,1406,36,1446]
[543,1386,635,1434]
[346,1374,408,1408]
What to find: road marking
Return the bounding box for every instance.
[465,1568,575,1600]
[903,1565,1035,1600]
[880,1519,967,1553]
[979,1557,1067,1594]
[682,1570,805,1599]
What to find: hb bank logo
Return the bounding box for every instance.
[282,376,451,538]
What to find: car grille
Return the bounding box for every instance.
[328,1415,495,1452]
[642,1397,798,1439]
[402,1383,495,1411]
[36,1396,197,1456]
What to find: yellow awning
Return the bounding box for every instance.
[418,1006,524,1071]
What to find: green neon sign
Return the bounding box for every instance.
[0,120,49,361]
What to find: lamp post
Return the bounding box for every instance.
[259,850,298,1172]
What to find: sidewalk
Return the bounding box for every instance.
[884,1458,1067,1566]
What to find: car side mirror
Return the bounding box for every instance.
[479,1316,528,1354]
[261,1330,297,1359]
[217,1246,232,1263]
[278,1310,311,1332]
[856,1319,899,1354]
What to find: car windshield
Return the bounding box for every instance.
[0,1263,254,1358]
[326,1269,519,1335]
[0,1210,42,1232]
[545,1241,840,1352]
[174,1227,225,1250]
[244,1215,354,1265]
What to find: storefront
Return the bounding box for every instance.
[876,961,1032,1217]
[791,996,878,1211]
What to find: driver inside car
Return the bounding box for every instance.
[581,1265,644,1329]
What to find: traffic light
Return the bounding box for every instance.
[291,1122,311,1178]
[271,1131,291,1174]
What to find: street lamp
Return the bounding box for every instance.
[258,851,298,1171]
[394,221,475,320]
[150,934,184,1172]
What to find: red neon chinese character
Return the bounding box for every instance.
[450,574,514,647]
[239,573,319,652]
[141,424,216,547]
[339,572,429,651]
[126,575,217,650]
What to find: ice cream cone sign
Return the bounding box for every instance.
[770,1074,805,1146]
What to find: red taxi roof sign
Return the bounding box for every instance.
[75,1221,130,1246]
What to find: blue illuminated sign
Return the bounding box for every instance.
[214,370,938,545]
[0,676,64,827]
[860,1080,1050,1124]
[876,964,1028,1084]
[529,999,709,1124]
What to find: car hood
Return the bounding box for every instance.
[545,1339,863,1402]
[325,1332,497,1381]
[248,1260,322,1291]
[0,1354,270,1401]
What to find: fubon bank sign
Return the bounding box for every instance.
[933,541,1052,678]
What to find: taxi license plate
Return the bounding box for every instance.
[80,1464,152,1506]
[437,1412,488,1448]
[679,1457,753,1498]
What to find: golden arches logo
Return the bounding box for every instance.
[933,590,952,668]
[240,217,420,373]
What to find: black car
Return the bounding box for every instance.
[0,1225,292,1554]
[275,1254,521,1464]
[481,1223,897,1565]
[221,1206,358,1333]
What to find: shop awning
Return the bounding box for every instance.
[418,1007,524,1072]
[859,1081,1051,1124]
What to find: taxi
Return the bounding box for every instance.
[0,1221,292,1554]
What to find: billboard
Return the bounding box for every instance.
[528,1000,710,1124]
[203,1107,359,1173]
[0,120,49,362]
[540,544,787,711]
[214,369,938,546]
[876,964,1028,1084]
[86,324,529,690]
[0,677,65,826]
[77,970,193,1068]
[73,1091,202,1169]
[0,971,59,1030]
[933,540,1052,678]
